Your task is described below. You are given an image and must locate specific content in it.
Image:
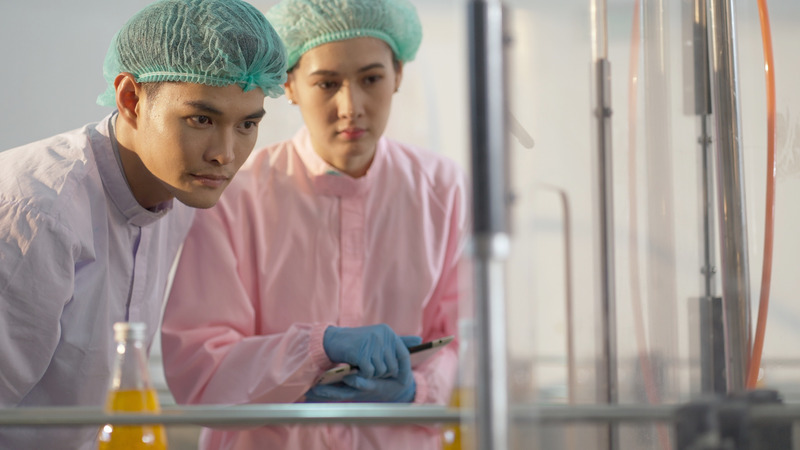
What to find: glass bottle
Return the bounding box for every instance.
[442,319,476,450]
[97,322,168,450]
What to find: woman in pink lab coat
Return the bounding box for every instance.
[161,0,469,448]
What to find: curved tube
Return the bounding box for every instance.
[746,0,776,390]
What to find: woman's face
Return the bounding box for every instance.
[285,37,402,178]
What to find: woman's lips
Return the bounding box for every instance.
[339,128,366,140]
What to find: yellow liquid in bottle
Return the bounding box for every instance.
[97,389,168,450]
[441,387,474,450]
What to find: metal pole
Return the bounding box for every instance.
[4,402,800,427]
[707,0,751,393]
[687,0,717,300]
[700,117,717,299]
[591,0,617,445]
[689,0,716,301]
[683,0,726,395]
[700,115,727,394]
[595,57,619,450]
[467,1,511,449]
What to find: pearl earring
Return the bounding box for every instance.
[288,99,295,105]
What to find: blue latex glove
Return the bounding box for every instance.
[322,324,422,379]
[305,370,417,403]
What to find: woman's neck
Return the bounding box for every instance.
[315,148,375,178]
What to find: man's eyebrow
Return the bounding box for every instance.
[184,101,223,116]
[245,109,266,120]
[184,101,266,120]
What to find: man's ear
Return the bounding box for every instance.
[114,73,142,129]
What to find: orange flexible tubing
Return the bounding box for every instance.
[746,0,776,390]
[626,1,670,448]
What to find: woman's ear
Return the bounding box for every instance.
[114,73,141,128]
[393,61,404,93]
[284,74,296,104]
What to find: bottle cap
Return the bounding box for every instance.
[113,321,147,342]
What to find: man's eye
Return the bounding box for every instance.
[192,116,212,125]
[242,121,258,129]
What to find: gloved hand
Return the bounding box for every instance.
[305,362,417,403]
[322,324,422,379]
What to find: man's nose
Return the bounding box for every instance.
[205,128,236,165]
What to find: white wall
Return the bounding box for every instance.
[0,0,469,169]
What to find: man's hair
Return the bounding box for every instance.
[140,82,167,104]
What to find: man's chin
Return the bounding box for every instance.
[176,193,222,209]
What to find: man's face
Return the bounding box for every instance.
[128,82,265,209]
[285,37,402,178]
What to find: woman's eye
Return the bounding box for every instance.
[317,81,338,90]
[364,75,382,85]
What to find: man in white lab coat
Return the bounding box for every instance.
[0,0,286,448]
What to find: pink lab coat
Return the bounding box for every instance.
[162,127,469,449]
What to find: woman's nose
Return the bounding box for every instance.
[337,85,364,119]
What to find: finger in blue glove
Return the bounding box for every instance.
[305,372,416,403]
[399,335,423,349]
[322,324,421,379]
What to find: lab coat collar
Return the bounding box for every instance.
[293,127,384,198]
[93,113,173,227]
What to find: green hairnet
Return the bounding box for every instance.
[97,0,287,106]
[265,0,422,70]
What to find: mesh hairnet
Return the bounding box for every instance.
[265,0,422,70]
[97,0,287,106]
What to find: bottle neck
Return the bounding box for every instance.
[111,339,152,392]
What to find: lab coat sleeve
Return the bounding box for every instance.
[161,206,333,406]
[0,201,75,406]
[412,177,469,405]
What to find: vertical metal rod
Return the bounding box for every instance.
[695,0,726,393]
[700,117,717,299]
[467,1,511,449]
[471,243,510,450]
[684,0,726,394]
[707,0,751,393]
[595,58,619,450]
[701,118,727,394]
[686,0,716,301]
